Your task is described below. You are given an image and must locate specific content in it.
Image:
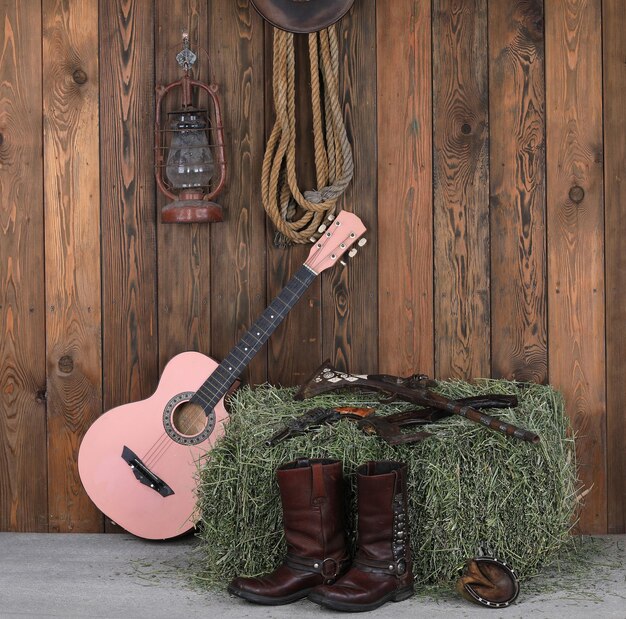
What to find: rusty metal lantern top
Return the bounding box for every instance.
[155,33,226,223]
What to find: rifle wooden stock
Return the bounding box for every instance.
[295,362,540,444]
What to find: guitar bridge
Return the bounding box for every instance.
[121,446,175,498]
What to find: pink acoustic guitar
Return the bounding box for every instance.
[78,211,366,539]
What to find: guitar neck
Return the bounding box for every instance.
[192,264,318,411]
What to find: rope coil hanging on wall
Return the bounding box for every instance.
[261,24,354,245]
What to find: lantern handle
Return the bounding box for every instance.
[176,31,197,72]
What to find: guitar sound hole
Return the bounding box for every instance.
[171,401,207,437]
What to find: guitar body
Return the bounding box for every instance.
[78,351,228,540]
[78,210,367,540]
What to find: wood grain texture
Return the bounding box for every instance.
[209,1,267,387]
[489,0,547,382]
[377,0,433,378]
[100,0,157,408]
[545,0,606,533]
[0,0,47,532]
[433,0,490,380]
[266,30,322,386]
[322,0,377,375]
[43,0,102,532]
[2,0,625,535]
[603,0,626,534]
[99,0,157,532]
[156,0,211,370]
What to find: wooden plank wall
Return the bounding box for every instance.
[0,0,624,535]
[0,0,46,531]
[603,0,626,535]
[43,0,102,533]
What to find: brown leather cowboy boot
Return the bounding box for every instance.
[309,460,414,611]
[228,458,350,605]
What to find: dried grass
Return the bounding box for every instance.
[195,379,578,590]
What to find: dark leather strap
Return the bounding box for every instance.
[311,462,326,504]
[353,556,408,576]
[285,553,349,580]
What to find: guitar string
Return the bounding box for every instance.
[140,335,263,463]
[142,272,311,468]
[141,230,350,466]
[141,302,295,466]
[139,303,296,465]
[141,313,292,466]
[141,269,314,468]
[141,228,355,469]
[142,231,352,467]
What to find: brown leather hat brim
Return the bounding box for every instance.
[250,0,355,34]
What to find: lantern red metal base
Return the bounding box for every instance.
[161,199,223,223]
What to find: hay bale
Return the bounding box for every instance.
[196,379,577,589]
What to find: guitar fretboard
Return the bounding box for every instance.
[191,264,318,412]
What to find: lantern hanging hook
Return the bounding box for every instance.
[176,30,197,73]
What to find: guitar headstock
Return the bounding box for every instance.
[304,211,367,274]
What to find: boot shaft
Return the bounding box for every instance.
[355,461,411,573]
[227,458,349,606]
[277,458,347,561]
[307,460,414,612]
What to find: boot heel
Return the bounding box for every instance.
[392,586,414,602]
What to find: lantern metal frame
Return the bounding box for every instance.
[155,38,227,224]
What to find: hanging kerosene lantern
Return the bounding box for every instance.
[155,32,226,223]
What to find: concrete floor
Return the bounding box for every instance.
[0,533,624,618]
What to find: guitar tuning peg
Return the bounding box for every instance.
[340,247,356,268]
[357,237,367,247]
[310,236,318,243]
[327,214,336,221]
[317,224,327,233]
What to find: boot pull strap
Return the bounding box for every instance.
[387,469,401,506]
[392,468,398,493]
[311,462,326,504]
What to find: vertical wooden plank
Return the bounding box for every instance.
[100,0,157,531]
[43,0,102,532]
[265,31,322,387]
[209,1,267,387]
[0,0,47,532]
[489,1,547,382]
[545,0,606,533]
[603,0,626,535]
[377,0,433,377]
[156,0,211,370]
[322,0,378,374]
[100,0,157,412]
[433,0,490,380]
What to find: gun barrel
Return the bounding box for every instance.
[295,362,539,444]
[266,407,329,446]
[265,427,291,447]
[423,391,540,444]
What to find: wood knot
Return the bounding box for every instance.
[35,389,47,403]
[461,123,472,135]
[569,185,585,204]
[58,355,74,373]
[72,69,88,85]
[0,132,4,145]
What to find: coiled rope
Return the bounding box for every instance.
[261,25,354,245]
